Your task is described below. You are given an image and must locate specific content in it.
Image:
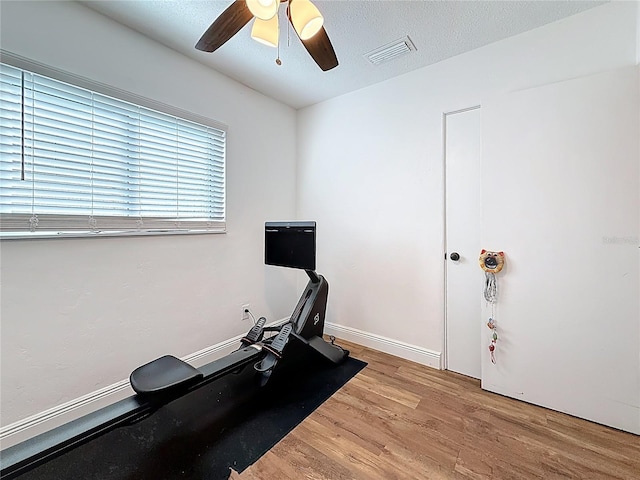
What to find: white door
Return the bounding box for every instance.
[481,67,639,434]
[444,107,482,379]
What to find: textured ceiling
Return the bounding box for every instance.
[80,0,606,109]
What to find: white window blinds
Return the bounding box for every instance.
[0,62,226,237]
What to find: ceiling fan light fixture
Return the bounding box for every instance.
[246,0,280,20]
[251,15,279,48]
[290,0,324,40]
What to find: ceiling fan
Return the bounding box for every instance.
[195,0,338,71]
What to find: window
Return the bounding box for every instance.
[0,61,226,238]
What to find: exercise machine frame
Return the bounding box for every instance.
[0,270,348,479]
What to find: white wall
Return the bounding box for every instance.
[0,1,298,426]
[1,0,639,438]
[297,1,639,431]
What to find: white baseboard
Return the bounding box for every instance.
[0,319,288,450]
[325,322,442,370]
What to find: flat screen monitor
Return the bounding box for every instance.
[265,221,316,271]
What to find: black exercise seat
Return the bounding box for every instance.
[130,355,203,396]
[1,347,265,479]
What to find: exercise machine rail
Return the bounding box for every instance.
[0,346,263,479]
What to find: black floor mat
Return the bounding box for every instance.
[12,353,367,480]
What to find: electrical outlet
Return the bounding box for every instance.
[241,304,250,322]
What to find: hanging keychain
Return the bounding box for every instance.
[479,250,505,364]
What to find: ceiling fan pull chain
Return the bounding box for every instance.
[276,17,282,65]
[286,3,291,47]
[275,3,283,65]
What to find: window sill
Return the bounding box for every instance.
[0,228,226,240]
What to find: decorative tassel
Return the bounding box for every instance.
[487,317,497,364]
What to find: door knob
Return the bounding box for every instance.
[449,252,460,261]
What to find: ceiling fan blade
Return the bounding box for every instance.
[299,27,339,72]
[195,0,253,53]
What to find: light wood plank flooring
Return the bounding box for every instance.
[232,340,640,479]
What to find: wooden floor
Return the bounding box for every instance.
[232,340,640,480]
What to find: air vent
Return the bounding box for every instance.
[365,36,417,65]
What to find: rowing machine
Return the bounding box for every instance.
[0,221,348,478]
